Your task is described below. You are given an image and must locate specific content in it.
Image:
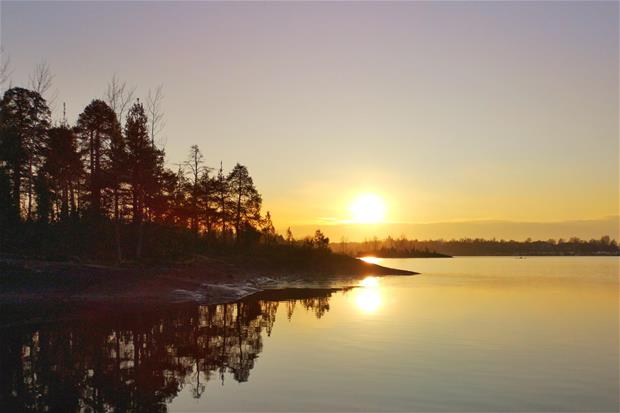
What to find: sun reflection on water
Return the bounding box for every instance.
[355,276,382,313]
[359,256,382,265]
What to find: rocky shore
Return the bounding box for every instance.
[0,254,416,305]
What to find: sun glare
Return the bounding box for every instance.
[355,276,382,313]
[349,193,386,224]
[360,256,383,265]
[359,276,379,287]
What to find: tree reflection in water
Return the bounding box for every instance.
[0,289,336,412]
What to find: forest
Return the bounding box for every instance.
[336,235,620,257]
[2,65,617,263]
[0,68,328,263]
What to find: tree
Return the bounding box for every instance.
[104,75,135,127]
[146,85,165,145]
[108,114,127,262]
[227,163,261,241]
[0,87,51,220]
[0,125,24,221]
[125,100,161,257]
[285,227,294,246]
[29,61,57,110]
[313,229,329,249]
[0,48,11,92]
[76,99,121,217]
[0,163,12,250]
[212,162,230,239]
[34,172,52,223]
[44,126,82,220]
[199,167,216,239]
[261,211,276,245]
[151,166,185,226]
[186,145,204,236]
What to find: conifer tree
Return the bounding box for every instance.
[76,99,121,218]
[227,163,262,241]
[0,87,51,220]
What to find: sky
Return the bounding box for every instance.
[1,1,618,240]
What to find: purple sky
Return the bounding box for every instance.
[2,1,618,239]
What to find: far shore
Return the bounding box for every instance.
[0,253,417,306]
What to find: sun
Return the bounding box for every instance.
[349,193,386,224]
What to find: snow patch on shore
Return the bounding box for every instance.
[170,281,266,304]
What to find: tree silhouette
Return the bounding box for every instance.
[3,82,611,262]
[28,61,57,111]
[104,75,135,127]
[261,211,276,245]
[212,162,231,241]
[0,291,340,411]
[76,99,121,218]
[285,227,294,246]
[313,229,329,249]
[227,163,261,242]
[0,87,50,221]
[124,100,162,258]
[146,84,165,145]
[43,126,82,220]
[0,47,11,90]
[0,125,24,222]
[186,145,204,238]
[340,235,620,257]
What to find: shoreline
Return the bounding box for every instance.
[0,254,417,306]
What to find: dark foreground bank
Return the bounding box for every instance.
[0,252,416,305]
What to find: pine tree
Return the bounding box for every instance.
[125,100,162,257]
[285,227,294,246]
[212,162,230,240]
[76,99,121,218]
[44,126,82,220]
[186,145,203,236]
[261,211,276,245]
[227,163,262,241]
[0,87,51,220]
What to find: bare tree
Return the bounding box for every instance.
[104,74,135,125]
[146,84,165,145]
[29,61,58,108]
[0,48,12,92]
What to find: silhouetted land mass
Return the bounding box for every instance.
[357,248,452,258]
[0,85,414,299]
[0,250,414,304]
[0,290,340,411]
[336,235,620,257]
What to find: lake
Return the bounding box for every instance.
[1,257,618,411]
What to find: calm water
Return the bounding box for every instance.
[1,257,618,412]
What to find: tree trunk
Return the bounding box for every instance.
[11,169,21,221]
[93,134,101,215]
[235,194,241,242]
[114,188,123,264]
[136,221,143,259]
[61,184,68,220]
[26,158,33,221]
[136,189,144,259]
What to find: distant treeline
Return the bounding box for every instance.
[0,71,329,262]
[333,236,620,257]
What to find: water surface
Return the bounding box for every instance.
[1,257,618,411]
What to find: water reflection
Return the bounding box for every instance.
[359,256,382,265]
[355,276,382,313]
[0,289,337,412]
